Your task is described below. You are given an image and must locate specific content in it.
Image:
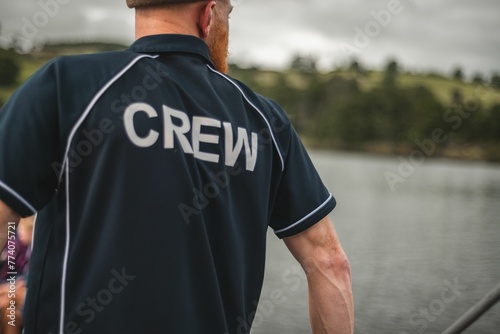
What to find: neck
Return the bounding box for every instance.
[134,5,202,40]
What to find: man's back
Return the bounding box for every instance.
[2,34,335,333]
[0,1,353,332]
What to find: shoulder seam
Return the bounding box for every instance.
[58,54,159,182]
[274,194,334,235]
[56,52,160,333]
[0,180,37,214]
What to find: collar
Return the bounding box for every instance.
[127,34,214,67]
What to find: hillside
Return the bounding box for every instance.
[230,66,500,109]
[230,65,500,161]
[1,43,499,161]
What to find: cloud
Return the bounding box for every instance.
[0,0,498,77]
[0,0,134,48]
[230,0,499,76]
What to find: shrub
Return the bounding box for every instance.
[0,50,21,86]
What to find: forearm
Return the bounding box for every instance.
[283,217,354,333]
[306,253,354,334]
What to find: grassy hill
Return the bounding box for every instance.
[0,43,128,103]
[1,43,499,161]
[230,66,500,109]
[3,43,499,107]
[230,65,500,161]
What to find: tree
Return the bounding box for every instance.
[451,89,463,105]
[290,54,317,74]
[383,59,399,87]
[490,72,500,89]
[0,49,21,86]
[485,104,500,141]
[349,59,360,72]
[305,76,364,144]
[386,59,398,75]
[452,67,464,81]
[405,85,446,141]
[472,73,484,85]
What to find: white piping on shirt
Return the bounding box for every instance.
[0,180,36,214]
[59,159,71,334]
[206,65,285,171]
[57,54,158,333]
[274,194,334,235]
[58,54,159,183]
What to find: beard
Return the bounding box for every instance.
[207,17,230,74]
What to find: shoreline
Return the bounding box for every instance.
[302,138,500,164]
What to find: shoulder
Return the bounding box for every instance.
[3,51,157,135]
[16,50,152,97]
[47,50,152,82]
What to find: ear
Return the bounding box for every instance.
[198,1,217,39]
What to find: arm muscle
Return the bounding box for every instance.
[284,216,354,334]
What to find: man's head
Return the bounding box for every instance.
[131,0,233,73]
[127,0,205,9]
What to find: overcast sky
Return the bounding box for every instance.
[0,0,499,78]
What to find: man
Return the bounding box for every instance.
[0,0,353,333]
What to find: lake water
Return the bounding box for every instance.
[251,150,500,334]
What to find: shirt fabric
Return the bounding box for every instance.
[0,34,335,333]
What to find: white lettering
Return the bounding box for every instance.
[163,106,194,154]
[224,123,258,172]
[124,103,159,148]
[192,117,221,163]
[123,103,260,171]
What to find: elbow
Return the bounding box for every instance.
[328,251,352,282]
[336,252,352,282]
[305,249,352,282]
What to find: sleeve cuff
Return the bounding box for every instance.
[273,194,336,239]
[0,180,37,217]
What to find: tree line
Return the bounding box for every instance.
[231,58,500,161]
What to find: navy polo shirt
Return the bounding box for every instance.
[0,34,336,333]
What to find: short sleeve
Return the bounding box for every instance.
[0,62,60,217]
[269,125,336,239]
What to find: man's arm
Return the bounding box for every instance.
[284,216,354,334]
[0,200,21,250]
